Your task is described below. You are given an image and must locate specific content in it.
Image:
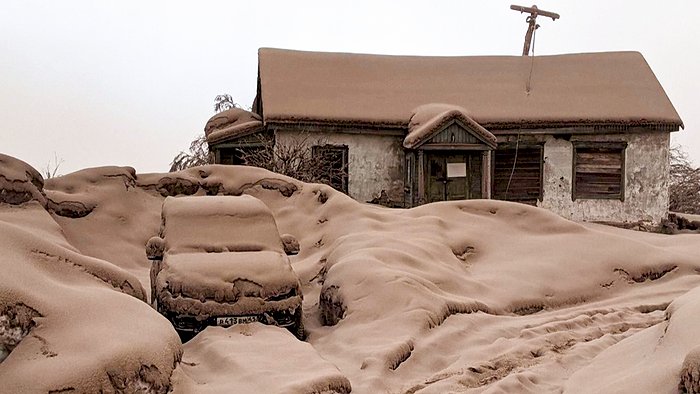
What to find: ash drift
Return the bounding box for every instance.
[1,153,700,393]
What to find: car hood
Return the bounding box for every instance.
[157,251,301,303]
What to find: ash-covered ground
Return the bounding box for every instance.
[1,153,700,393]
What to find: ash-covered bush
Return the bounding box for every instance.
[670,145,700,215]
[0,304,41,363]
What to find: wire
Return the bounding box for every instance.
[504,132,521,200]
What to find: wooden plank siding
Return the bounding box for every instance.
[492,146,543,205]
[430,123,481,145]
[573,145,625,201]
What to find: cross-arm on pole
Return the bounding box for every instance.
[510,5,560,56]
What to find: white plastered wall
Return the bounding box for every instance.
[538,131,671,224]
[275,130,404,203]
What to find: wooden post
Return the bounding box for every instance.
[482,150,491,199]
[417,150,425,205]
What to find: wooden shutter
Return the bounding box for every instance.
[492,146,543,205]
[573,144,625,200]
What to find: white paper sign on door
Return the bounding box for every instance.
[447,163,467,178]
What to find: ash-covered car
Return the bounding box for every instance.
[146,195,303,339]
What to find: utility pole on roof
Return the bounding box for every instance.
[510,4,559,56]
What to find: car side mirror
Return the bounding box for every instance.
[146,236,165,261]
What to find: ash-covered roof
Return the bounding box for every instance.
[205,108,263,144]
[257,48,683,130]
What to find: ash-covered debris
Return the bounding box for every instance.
[156,177,200,197]
[0,303,42,363]
[662,213,700,234]
[47,199,95,218]
[255,179,298,197]
[107,364,174,394]
[281,234,300,255]
[136,166,304,200]
[200,181,223,196]
[320,285,345,326]
[0,154,47,207]
[614,265,678,283]
[386,340,414,370]
[679,347,700,394]
[317,190,329,204]
[102,166,137,190]
[152,174,299,198]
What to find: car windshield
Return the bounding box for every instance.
[162,196,285,254]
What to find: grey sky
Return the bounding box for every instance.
[2,0,699,175]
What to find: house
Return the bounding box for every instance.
[205,48,683,225]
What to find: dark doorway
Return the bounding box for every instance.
[426,152,482,203]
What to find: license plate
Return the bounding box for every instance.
[216,316,259,326]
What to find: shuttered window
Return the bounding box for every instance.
[573,143,626,201]
[492,146,543,205]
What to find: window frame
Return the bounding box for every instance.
[311,144,349,194]
[572,142,627,202]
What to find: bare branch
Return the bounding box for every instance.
[239,133,348,192]
[214,94,236,113]
[169,134,214,172]
[43,152,64,179]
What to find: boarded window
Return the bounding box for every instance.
[492,146,543,205]
[573,144,625,200]
[312,145,349,194]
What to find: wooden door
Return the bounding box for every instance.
[426,152,482,203]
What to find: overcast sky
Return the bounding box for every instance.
[2,0,699,175]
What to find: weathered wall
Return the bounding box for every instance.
[538,131,670,224]
[275,130,404,203]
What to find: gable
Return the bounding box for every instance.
[428,121,482,145]
[403,104,497,149]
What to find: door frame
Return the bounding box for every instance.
[410,147,491,205]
